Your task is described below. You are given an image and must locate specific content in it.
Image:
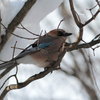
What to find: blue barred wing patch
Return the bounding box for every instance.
[35,42,52,49]
[26,42,52,52]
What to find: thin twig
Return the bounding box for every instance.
[69,0,83,27]
[88,52,100,93]
[12,41,17,59]
[86,4,98,11]
[0,22,38,40]
[83,10,100,26]
[0,71,18,90]
[12,41,19,84]
[93,45,100,50]
[0,75,15,90]
[11,47,26,51]
[86,3,99,20]
[0,67,14,79]
[15,66,18,84]
[0,41,19,90]
[37,30,43,50]
[95,0,100,8]
[0,59,9,63]
[57,18,65,30]
[17,23,39,36]
[66,34,100,51]
[81,39,95,55]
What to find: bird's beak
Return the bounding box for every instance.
[64,32,72,36]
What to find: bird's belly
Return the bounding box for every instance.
[17,55,37,65]
[30,51,60,68]
[17,51,60,68]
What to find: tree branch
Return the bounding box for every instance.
[68,0,84,49]
[0,46,66,100]
[69,28,83,48]
[0,22,38,40]
[69,0,83,27]
[66,34,100,51]
[83,9,100,26]
[0,67,14,79]
[0,0,37,52]
[95,0,100,8]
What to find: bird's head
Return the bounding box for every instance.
[47,29,72,40]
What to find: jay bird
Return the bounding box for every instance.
[0,29,72,70]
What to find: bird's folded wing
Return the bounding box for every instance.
[14,35,57,60]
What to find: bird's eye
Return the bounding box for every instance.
[57,30,64,36]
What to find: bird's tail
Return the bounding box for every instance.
[0,60,16,70]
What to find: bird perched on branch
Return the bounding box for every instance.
[0,29,72,70]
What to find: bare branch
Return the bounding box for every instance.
[68,0,84,53]
[0,75,15,90]
[17,23,39,36]
[95,0,100,8]
[0,46,66,100]
[69,0,100,27]
[12,41,17,59]
[0,41,19,90]
[0,22,38,40]
[66,34,100,51]
[83,9,100,26]
[0,67,14,79]
[67,28,83,51]
[69,0,83,27]
[57,18,65,30]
